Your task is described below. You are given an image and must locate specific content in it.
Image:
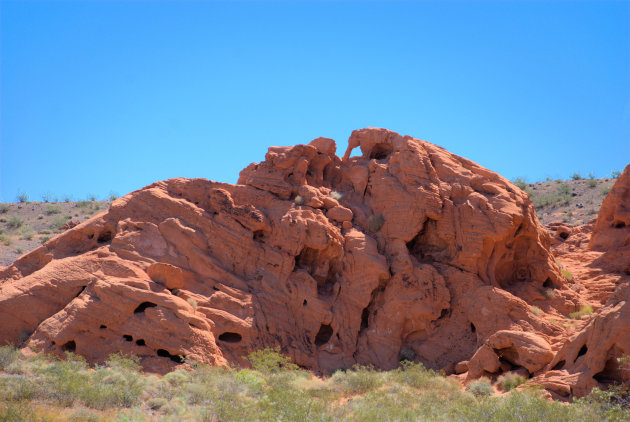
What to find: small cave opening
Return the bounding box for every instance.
[97,230,114,243]
[593,358,624,385]
[614,221,627,229]
[123,334,133,342]
[360,307,370,331]
[559,232,569,240]
[368,143,394,160]
[303,299,308,306]
[314,324,333,347]
[552,360,565,371]
[253,230,265,242]
[575,344,588,362]
[62,340,76,352]
[470,323,476,333]
[99,325,107,329]
[295,247,340,298]
[135,339,146,346]
[218,332,243,343]
[87,233,94,240]
[439,308,449,319]
[157,349,186,364]
[74,286,86,298]
[134,302,158,314]
[543,278,553,288]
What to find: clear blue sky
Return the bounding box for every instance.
[1,0,628,202]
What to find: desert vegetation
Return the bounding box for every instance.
[0,346,628,421]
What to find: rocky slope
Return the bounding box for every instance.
[0,128,627,400]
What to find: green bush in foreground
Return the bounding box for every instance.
[0,346,628,421]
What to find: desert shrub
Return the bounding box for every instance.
[0,205,9,214]
[187,297,198,311]
[497,373,527,392]
[330,191,343,201]
[513,177,528,190]
[331,365,384,394]
[14,247,24,255]
[163,369,190,387]
[612,171,621,178]
[77,201,91,208]
[0,235,12,246]
[294,195,304,205]
[50,215,68,230]
[544,288,556,300]
[0,345,20,371]
[109,193,119,201]
[6,216,23,229]
[39,236,51,244]
[602,186,612,196]
[561,269,573,281]
[571,173,583,181]
[587,179,598,188]
[16,193,29,203]
[18,226,34,240]
[245,347,298,374]
[367,214,385,232]
[570,305,593,319]
[468,377,494,398]
[45,205,61,215]
[576,384,630,421]
[88,195,97,202]
[530,306,543,316]
[67,408,104,421]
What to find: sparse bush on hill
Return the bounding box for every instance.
[0,205,9,214]
[570,304,593,319]
[587,179,598,188]
[513,177,528,190]
[571,173,583,181]
[498,373,527,392]
[7,216,23,229]
[562,269,574,281]
[602,186,612,196]
[17,192,29,203]
[468,377,494,397]
[612,171,621,178]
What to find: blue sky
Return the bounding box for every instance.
[1,0,628,202]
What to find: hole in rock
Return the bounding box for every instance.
[470,323,476,333]
[614,221,626,229]
[543,278,553,288]
[594,358,624,385]
[87,233,94,240]
[439,308,449,319]
[314,324,333,347]
[97,230,113,243]
[575,345,588,362]
[136,339,146,346]
[552,360,565,371]
[123,334,133,342]
[360,307,370,331]
[99,325,107,329]
[295,247,340,298]
[212,286,219,291]
[218,332,242,343]
[74,286,86,298]
[368,143,394,160]
[253,230,265,242]
[559,232,569,240]
[62,340,76,352]
[134,301,158,314]
[303,299,308,306]
[157,349,186,364]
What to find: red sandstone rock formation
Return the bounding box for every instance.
[0,128,613,395]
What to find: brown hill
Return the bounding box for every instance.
[0,128,628,400]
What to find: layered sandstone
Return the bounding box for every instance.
[0,128,600,390]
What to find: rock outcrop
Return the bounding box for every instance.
[0,128,595,385]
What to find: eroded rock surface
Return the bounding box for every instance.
[0,128,602,385]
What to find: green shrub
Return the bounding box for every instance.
[0,205,9,214]
[0,345,20,370]
[45,205,61,215]
[109,194,119,201]
[332,365,384,394]
[18,226,35,240]
[330,191,343,201]
[294,195,304,205]
[612,171,621,178]
[0,234,12,246]
[468,377,494,398]
[367,214,385,232]
[187,297,198,311]
[40,236,51,244]
[561,269,573,281]
[50,215,68,230]
[571,173,583,181]
[14,247,24,255]
[570,305,593,319]
[17,192,29,203]
[513,177,528,190]
[497,373,527,392]
[531,306,543,316]
[587,179,598,188]
[601,186,612,196]
[245,347,297,374]
[77,201,91,208]
[543,288,556,300]
[7,216,23,229]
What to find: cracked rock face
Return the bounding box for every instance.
[0,128,566,374]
